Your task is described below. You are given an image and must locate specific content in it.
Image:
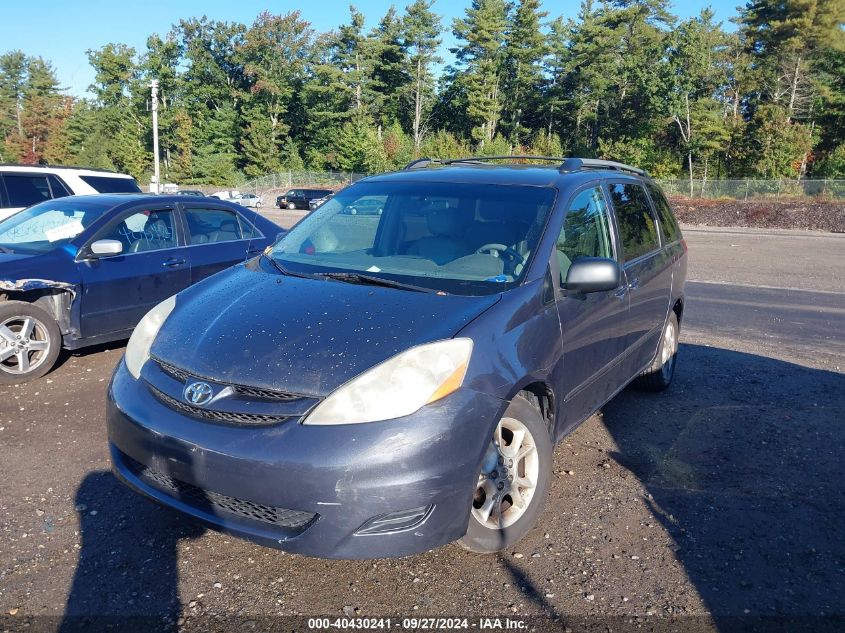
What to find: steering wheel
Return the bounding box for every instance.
[476,243,525,267]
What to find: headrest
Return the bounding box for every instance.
[427,210,466,238]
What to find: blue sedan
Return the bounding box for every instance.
[0,194,281,383]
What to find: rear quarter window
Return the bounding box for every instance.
[608,182,660,262]
[79,175,142,193]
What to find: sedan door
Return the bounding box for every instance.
[606,181,673,376]
[78,205,190,338]
[553,185,630,434]
[178,203,264,283]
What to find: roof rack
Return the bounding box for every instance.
[403,155,647,176]
[558,158,647,176]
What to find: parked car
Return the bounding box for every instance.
[209,190,240,201]
[276,188,333,210]
[308,193,334,210]
[108,157,687,559]
[342,196,384,215]
[176,190,206,197]
[0,164,141,221]
[233,193,263,208]
[0,194,281,383]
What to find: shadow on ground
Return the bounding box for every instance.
[59,471,204,632]
[600,343,845,629]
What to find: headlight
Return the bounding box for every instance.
[304,338,473,425]
[124,295,177,379]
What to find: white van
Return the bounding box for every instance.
[0,165,141,221]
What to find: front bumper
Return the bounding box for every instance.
[107,360,506,559]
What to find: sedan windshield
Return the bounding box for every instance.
[271,181,557,295]
[0,198,114,254]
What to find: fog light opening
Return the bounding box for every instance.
[355,505,434,535]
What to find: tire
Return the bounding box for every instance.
[287,202,296,210]
[636,312,679,392]
[459,393,553,553]
[0,301,62,385]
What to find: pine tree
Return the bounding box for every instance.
[501,0,547,145]
[451,0,509,146]
[401,0,442,153]
[368,7,409,131]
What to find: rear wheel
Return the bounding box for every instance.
[636,312,678,392]
[0,301,61,384]
[459,394,552,553]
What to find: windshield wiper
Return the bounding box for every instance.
[314,271,441,294]
[261,253,321,280]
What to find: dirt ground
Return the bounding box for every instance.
[0,226,843,633]
[669,197,845,232]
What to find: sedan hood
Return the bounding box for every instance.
[151,262,499,396]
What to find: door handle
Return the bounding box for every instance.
[163,258,186,268]
[628,277,640,290]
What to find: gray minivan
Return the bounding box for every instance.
[108,157,687,559]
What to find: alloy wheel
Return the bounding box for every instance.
[472,417,539,530]
[0,315,52,375]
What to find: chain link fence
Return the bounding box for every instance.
[657,179,845,200]
[239,171,368,203]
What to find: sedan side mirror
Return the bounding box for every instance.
[90,239,123,257]
[564,257,621,293]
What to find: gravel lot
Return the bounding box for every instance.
[1,220,843,632]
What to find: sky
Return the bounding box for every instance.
[3,0,741,98]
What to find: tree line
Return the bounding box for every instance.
[1,0,844,186]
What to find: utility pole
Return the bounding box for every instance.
[150,79,161,194]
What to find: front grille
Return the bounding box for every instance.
[124,454,318,531]
[150,387,290,426]
[153,358,303,401]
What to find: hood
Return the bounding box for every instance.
[151,262,499,396]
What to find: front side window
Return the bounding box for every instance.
[0,198,114,253]
[271,181,557,295]
[608,182,660,262]
[97,209,176,253]
[184,208,243,244]
[556,187,614,283]
[3,175,51,207]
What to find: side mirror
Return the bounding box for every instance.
[90,239,123,257]
[564,257,621,293]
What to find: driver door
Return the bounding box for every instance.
[77,204,190,338]
[554,185,630,434]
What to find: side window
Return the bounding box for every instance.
[48,175,71,198]
[645,183,681,244]
[183,208,244,244]
[608,182,660,262]
[556,187,614,283]
[97,209,177,254]
[4,175,51,207]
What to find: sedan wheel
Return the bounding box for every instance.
[636,311,679,392]
[459,393,552,553]
[0,301,62,384]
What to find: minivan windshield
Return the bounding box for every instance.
[270,181,557,295]
[0,198,114,254]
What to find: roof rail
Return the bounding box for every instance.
[0,163,126,174]
[402,155,648,176]
[558,158,647,176]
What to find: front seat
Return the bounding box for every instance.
[407,210,470,265]
[129,219,173,252]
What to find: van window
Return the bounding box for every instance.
[79,175,142,193]
[608,182,660,261]
[556,187,614,282]
[3,174,52,207]
[645,183,681,243]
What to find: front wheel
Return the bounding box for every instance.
[0,301,62,384]
[287,202,296,210]
[636,312,679,392]
[459,394,552,553]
